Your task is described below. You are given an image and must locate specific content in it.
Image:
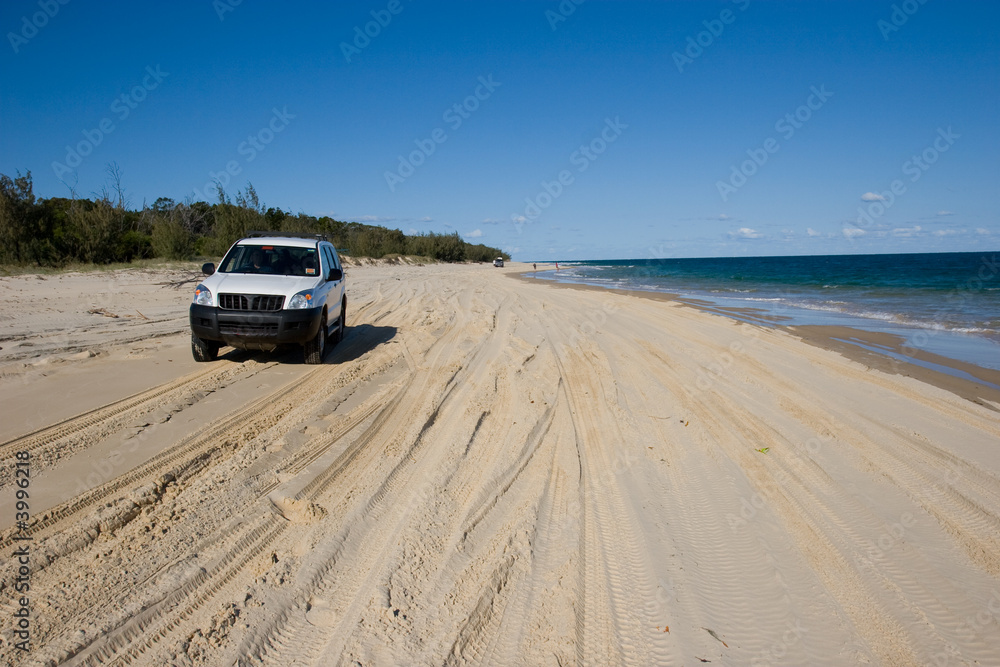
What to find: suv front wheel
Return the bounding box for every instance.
[303,311,327,364]
[191,334,220,362]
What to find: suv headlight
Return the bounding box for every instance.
[287,290,314,309]
[193,284,212,306]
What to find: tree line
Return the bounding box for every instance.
[0,169,509,267]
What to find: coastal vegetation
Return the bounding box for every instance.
[0,169,508,267]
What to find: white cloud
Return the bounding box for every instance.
[936,210,955,217]
[861,192,886,202]
[684,214,740,222]
[465,229,484,239]
[892,225,922,237]
[843,227,865,239]
[976,228,992,235]
[729,227,762,239]
[807,228,822,237]
[481,218,504,225]
[356,214,395,223]
[933,229,959,236]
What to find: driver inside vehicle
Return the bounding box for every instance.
[249,250,273,274]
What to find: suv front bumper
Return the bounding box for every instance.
[190,303,323,349]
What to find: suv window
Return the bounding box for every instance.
[219,245,320,277]
[321,245,338,277]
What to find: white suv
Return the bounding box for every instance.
[189,234,346,364]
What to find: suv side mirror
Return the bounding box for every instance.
[327,268,343,282]
[202,262,216,275]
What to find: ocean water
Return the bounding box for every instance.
[531,252,1000,370]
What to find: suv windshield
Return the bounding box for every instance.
[219,245,320,277]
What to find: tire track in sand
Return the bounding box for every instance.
[542,324,676,667]
[236,300,488,666]
[20,330,404,665]
[0,361,275,489]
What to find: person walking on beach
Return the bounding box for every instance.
[533,263,537,271]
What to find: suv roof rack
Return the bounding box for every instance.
[246,230,329,241]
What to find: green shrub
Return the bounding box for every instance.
[1,170,508,267]
[151,218,193,260]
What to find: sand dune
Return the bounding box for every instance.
[1,262,998,666]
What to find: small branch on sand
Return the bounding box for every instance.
[160,272,202,289]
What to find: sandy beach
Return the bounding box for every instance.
[1,261,999,666]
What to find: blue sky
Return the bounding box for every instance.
[2,0,997,260]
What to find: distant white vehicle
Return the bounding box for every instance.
[493,257,504,267]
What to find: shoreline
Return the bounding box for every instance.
[508,265,1000,409]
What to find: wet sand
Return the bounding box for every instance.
[513,267,1000,409]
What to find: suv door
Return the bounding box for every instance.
[322,244,344,320]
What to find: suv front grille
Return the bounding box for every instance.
[219,294,284,311]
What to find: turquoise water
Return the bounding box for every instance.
[530,252,1000,370]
